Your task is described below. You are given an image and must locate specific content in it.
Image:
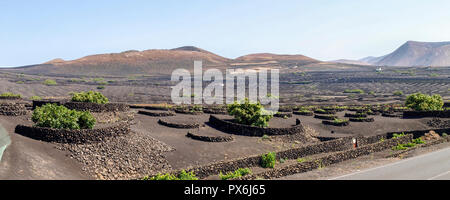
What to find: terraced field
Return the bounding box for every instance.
[1,66,449,105]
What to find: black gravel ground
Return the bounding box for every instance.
[56,130,174,180]
[427,118,450,129]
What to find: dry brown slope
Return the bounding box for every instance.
[9,46,231,76]
[235,53,319,65]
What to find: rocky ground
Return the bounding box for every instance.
[427,118,450,129]
[55,130,174,180]
[277,139,450,180]
[1,66,449,105]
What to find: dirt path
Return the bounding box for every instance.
[0,115,91,180]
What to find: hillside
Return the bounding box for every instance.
[8,46,231,76]
[330,59,371,66]
[4,48,323,76]
[364,41,450,67]
[235,53,319,65]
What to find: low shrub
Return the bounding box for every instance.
[30,96,42,100]
[393,91,404,96]
[403,142,416,148]
[344,89,364,94]
[392,143,408,151]
[71,91,109,104]
[92,78,104,83]
[190,105,203,112]
[0,92,21,98]
[43,79,57,86]
[327,105,348,110]
[366,109,376,115]
[261,152,276,168]
[315,108,326,113]
[261,134,270,140]
[227,98,273,127]
[392,140,419,151]
[32,104,96,130]
[405,93,443,111]
[333,118,348,123]
[412,138,425,144]
[143,170,198,180]
[219,168,252,180]
[316,160,325,169]
[297,157,308,163]
[392,133,406,139]
[296,108,313,112]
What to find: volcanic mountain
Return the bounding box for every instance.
[235,53,319,65]
[334,41,450,67]
[330,59,371,66]
[11,46,231,76]
[348,41,450,67]
[373,41,450,66]
[7,47,321,76]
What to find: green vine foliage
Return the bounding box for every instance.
[405,93,443,111]
[32,104,96,130]
[71,91,109,104]
[227,98,273,127]
[261,152,276,168]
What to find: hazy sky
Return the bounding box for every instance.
[1,0,450,66]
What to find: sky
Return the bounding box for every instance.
[1,0,450,67]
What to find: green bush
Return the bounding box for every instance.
[344,89,364,94]
[177,170,199,180]
[92,78,104,83]
[405,93,443,111]
[227,98,273,127]
[71,91,109,104]
[219,168,252,180]
[43,79,57,86]
[315,108,326,113]
[392,143,408,151]
[297,108,312,113]
[97,86,105,90]
[333,118,348,123]
[77,111,96,130]
[261,134,270,140]
[144,170,198,180]
[32,104,96,130]
[261,152,276,168]
[0,92,21,98]
[412,138,425,144]
[393,91,404,96]
[403,142,416,148]
[392,133,406,139]
[30,96,42,100]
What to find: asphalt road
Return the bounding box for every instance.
[329,147,450,180]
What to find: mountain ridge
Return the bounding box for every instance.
[333,41,450,67]
[6,46,321,76]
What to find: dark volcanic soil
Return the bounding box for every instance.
[1,66,449,105]
[0,115,91,180]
